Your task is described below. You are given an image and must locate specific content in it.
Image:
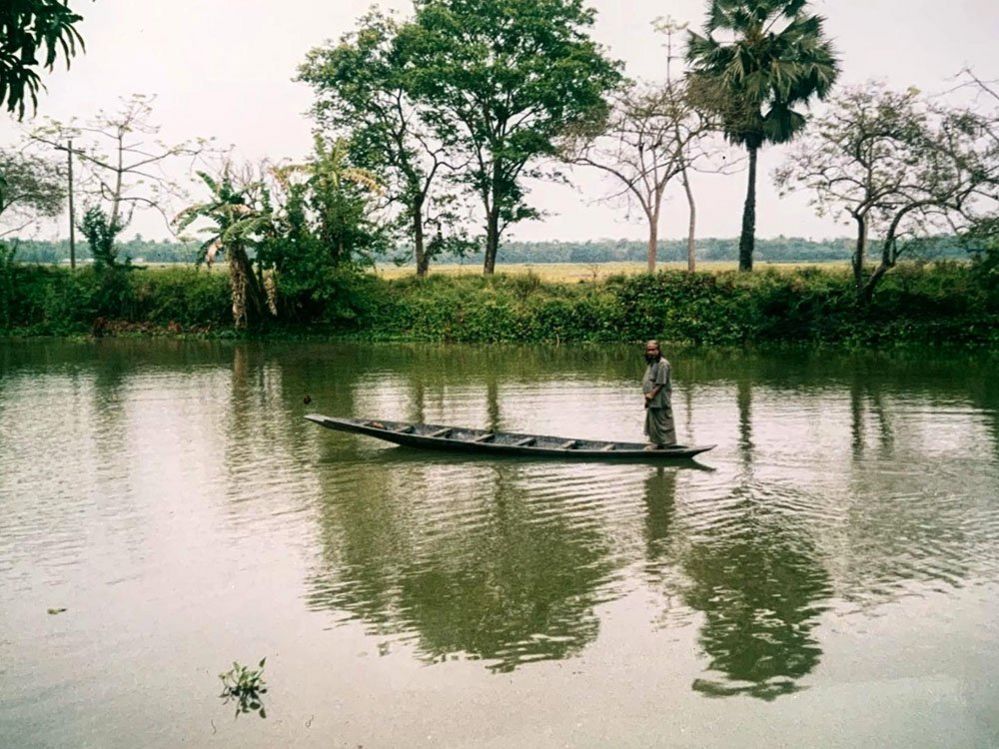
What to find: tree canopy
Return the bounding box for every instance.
[0,147,64,236]
[398,0,622,273]
[298,10,464,276]
[777,81,999,300]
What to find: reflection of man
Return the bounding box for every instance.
[643,340,677,449]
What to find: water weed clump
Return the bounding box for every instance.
[218,659,267,718]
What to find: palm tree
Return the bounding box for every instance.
[687,0,839,271]
[176,170,274,328]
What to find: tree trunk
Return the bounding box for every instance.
[862,263,888,306]
[682,168,696,273]
[413,201,429,277]
[228,245,268,329]
[228,249,248,329]
[852,214,868,301]
[646,211,659,273]
[862,236,897,305]
[739,145,758,272]
[483,210,500,275]
[862,207,917,304]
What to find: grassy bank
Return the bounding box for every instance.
[2,262,996,346]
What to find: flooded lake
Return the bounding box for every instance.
[1,340,998,747]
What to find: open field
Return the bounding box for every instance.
[373,260,854,283]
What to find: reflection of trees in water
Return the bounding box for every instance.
[642,467,678,568]
[967,360,999,455]
[848,370,895,459]
[838,356,999,603]
[486,377,500,432]
[639,460,830,700]
[91,341,131,469]
[736,376,753,468]
[307,460,614,672]
[673,374,831,700]
[222,341,367,479]
[299,346,618,671]
[681,500,831,701]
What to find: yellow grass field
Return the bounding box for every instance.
[372,260,852,283]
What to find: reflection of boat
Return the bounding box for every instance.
[306,414,715,461]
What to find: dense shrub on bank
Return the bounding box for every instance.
[2,261,997,346]
[1,265,232,334]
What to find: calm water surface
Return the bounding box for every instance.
[1,340,998,748]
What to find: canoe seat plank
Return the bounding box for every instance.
[395,425,415,434]
[428,428,451,438]
[514,437,536,447]
[601,443,616,451]
[559,440,578,450]
[472,433,495,443]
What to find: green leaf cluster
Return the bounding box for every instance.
[218,658,267,719]
[299,0,623,272]
[687,0,839,149]
[0,0,86,118]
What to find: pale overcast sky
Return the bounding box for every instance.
[2,0,997,243]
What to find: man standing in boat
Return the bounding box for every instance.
[643,340,677,449]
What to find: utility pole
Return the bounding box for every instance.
[67,139,76,269]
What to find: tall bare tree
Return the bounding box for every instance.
[562,18,731,275]
[30,94,208,238]
[563,81,710,272]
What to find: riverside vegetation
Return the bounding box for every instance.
[2,0,997,345]
[2,260,996,347]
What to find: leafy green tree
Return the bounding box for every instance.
[306,137,387,268]
[954,70,999,303]
[687,0,839,271]
[177,141,385,327]
[967,216,999,304]
[0,147,64,236]
[261,138,389,320]
[1,0,87,118]
[79,204,121,267]
[399,0,622,274]
[299,10,467,277]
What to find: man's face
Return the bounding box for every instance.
[645,344,660,363]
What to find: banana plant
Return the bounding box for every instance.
[176,170,276,328]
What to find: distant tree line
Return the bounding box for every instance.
[8,234,978,266]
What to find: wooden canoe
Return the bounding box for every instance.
[305,414,715,461]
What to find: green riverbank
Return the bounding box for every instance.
[3,263,997,347]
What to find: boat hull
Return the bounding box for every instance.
[305,414,715,461]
